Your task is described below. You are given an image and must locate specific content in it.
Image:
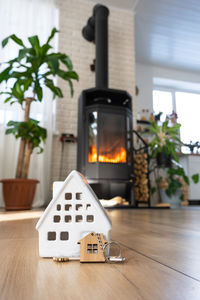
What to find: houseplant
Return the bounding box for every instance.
[0,28,78,210]
[148,120,181,167]
[153,164,199,207]
[148,120,199,207]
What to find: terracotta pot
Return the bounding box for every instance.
[0,179,39,210]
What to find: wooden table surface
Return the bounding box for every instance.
[1,208,200,300]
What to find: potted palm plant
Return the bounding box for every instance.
[0,28,78,210]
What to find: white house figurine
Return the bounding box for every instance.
[36,170,112,259]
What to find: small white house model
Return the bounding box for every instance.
[36,170,112,258]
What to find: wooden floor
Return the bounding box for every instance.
[1,208,200,300]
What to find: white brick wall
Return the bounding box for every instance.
[51,0,136,183]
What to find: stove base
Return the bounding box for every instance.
[87,179,134,205]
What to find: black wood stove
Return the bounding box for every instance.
[77,4,134,203]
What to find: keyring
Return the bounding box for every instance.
[103,241,125,263]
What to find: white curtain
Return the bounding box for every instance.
[0,0,59,207]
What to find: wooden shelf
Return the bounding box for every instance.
[137,120,151,125]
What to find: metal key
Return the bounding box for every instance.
[107,256,126,262]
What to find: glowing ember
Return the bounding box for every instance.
[88,145,126,163]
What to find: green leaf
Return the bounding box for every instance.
[151,187,157,195]
[0,66,12,83]
[7,120,16,126]
[5,128,15,135]
[65,71,79,80]
[192,173,199,184]
[46,27,59,44]
[2,37,9,47]
[28,35,40,55]
[18,48,31,61]
[162,121,168,132]
[183,175,189,185]
[11,82,25,103]
[60,55,73,71]
[40,43,52,56]
[47,55,59,74]
[45,78,63,98]
[4,96,12,103]
[67,78,74,97]
[2,34,25,48]
[15,82,22,95]
[24,78,33,91]
[34,80,43,101]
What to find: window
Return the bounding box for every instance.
[60,232,69,241]
[86,204,91,210]
[65,204,72,211]
[87,215,94,222]
[153,89,200,153]
[53,215,60,223]
[76,193,82,200]
[176,92,200,146]
[65,215,72,223]
[47,232,56,241]
[87,244,98,254]
[57,204,61,211]
[75,215,83,222]
[76,204,82,211]
[65,193,72,200]
[153,90,173,122]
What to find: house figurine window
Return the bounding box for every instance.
[65,193,72,200]
[87,243,98,254]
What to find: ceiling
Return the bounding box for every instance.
[135,0,200,72]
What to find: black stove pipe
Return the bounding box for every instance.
[82,4,109,89]
[94,4,109,89]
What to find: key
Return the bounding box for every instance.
[107,256,125,262]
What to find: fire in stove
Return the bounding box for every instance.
[88,145,126,163]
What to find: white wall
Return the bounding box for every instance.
[135,62,200,116]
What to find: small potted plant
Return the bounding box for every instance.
[148,120,199,207]
[152,165,199,208]
[148,120,181,167]
[0,28,78,210]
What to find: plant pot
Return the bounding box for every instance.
[0,178,39,210]
[156,152,172,168]
[160,189,181,208]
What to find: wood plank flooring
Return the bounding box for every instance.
[0,208,200,300]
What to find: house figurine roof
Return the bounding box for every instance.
[36,170,112,231]
[36,170,112,258]
[77,232,106,244]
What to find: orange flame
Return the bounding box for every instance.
[88,145,126,163]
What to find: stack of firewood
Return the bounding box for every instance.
[134,152,149,203]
